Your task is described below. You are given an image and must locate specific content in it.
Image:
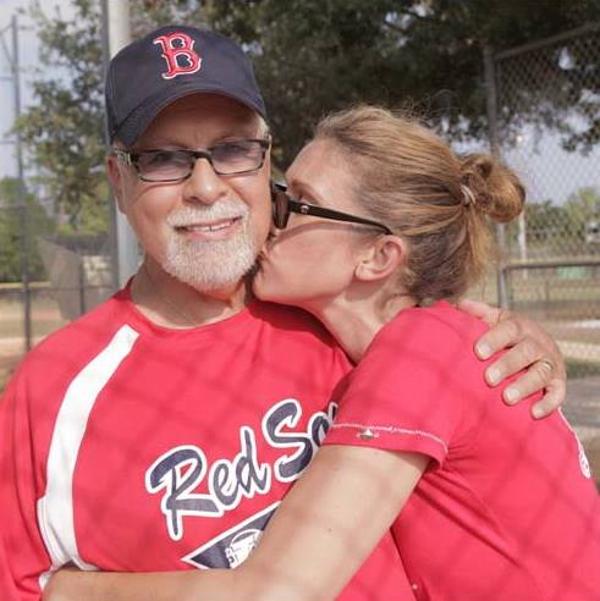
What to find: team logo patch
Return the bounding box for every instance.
[182,503,278,569]
[153,32,202,79]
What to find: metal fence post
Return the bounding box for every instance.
[483,44,509,309]
[9,15,32,351]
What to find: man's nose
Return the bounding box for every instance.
[182,157,229,205]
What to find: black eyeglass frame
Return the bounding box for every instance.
[270,182,393,235]
[113,138,271,182]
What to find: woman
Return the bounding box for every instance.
[45,107,598,601]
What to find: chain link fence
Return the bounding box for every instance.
[484,24,600,471]
[0,198,115,386]
[2,23,600,392]
[487,23,600,384]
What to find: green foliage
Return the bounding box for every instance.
[203,0,600,165]
[526,200,568,243]
[15,0,108,233]
[0,177,53,282]
[525,187,600,247]
[564,187,600,240]
[15,0,600,226]
[14,0,209,235]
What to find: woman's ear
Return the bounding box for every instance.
[354,235,407,282]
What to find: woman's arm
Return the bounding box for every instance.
[45,446,427,601]
[235,445,427,601]
[459,299,566,417]
[44,569,221,601]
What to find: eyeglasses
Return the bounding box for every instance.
[270,182,393,234]
[113,139,271,182]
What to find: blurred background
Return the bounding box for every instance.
[0,0,599,476]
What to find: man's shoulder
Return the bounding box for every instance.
[1,290,134,415]
[18,289,131,373]
[251,301,339,347]
[250,301,352,386]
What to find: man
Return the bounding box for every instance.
[0,26,564,601]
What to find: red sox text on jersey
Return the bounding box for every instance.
[145,398,337,568]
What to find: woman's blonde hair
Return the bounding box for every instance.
[314,105,525,303]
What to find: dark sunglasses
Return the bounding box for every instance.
[270,182,393,234]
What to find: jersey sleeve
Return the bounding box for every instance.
[0,369,52,601]
[324,309,474,467]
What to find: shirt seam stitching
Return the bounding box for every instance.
[329,422,449,454]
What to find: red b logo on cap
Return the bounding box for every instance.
[153,32,202,80]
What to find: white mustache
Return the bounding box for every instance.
[167,200,249,227]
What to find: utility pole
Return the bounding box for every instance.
[484,45,509,309]
[0,16,31,351]
[12,15,32,350]
[101,0,139,288]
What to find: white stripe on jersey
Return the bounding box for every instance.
[36,324,140,586]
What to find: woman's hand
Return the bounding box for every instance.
[458,299,566,419]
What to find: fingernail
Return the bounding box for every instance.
[504,387,519,404]
[487,367,500,386]
[532,405,545,419]
[476,342,492,360]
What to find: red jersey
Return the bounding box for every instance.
[0,288,414,601]
[325,301,600,601]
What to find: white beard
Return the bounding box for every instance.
[163,201,258,291]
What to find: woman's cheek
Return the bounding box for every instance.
[253,255,290,301]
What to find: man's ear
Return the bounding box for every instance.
[354,235,407,282]
[106,154,127,214]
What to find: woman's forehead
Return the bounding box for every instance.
[285,139,357,206]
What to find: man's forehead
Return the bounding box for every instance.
[157,93,260,119]
[138,93,264,145]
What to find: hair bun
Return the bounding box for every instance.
[460,154,525,223]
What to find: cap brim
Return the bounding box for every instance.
[114,82,267,146]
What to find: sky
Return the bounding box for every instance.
[497,128,599,204]
[462,128,600,205]
[0,0,598,204]
[0,0,75,180]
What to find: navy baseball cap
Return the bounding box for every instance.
[105,25,267,146]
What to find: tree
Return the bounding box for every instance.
[15,0,108,233]
[15,0,600,226]
[564,187,600,243]
[525,200,566,244]
[14,0,209,234]
[0,177,52,282]
[204,0,600,164]
[522,188,600,258]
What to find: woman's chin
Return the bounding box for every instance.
[251,269,274,301]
